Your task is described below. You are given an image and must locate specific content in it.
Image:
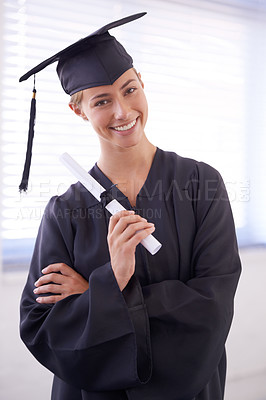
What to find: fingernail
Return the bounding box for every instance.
[128,210,135,214]
[36,297,42,303]
[33,288,38,293]
[34,280,39,286]
[41,267,47,273]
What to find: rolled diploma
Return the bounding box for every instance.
[60,153,162,255]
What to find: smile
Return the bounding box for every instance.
[113,119,137,131]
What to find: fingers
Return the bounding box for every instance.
[34,263,75,290]
[33,262,89,304]
[41,263,73,276]
[34,278,64,304]
[108,210,135,235]
[34,282,62,295]
[108,210,155,249]
[34,275,67,303]
[35,271,67,287]
[119,221,155,246]
[36,294,64,304]
[128,224,155,247]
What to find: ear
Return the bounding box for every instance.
[69,103,88,121]
[137,72,144,89]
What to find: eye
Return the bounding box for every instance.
[94,99,109,107]
[125,87,137,95]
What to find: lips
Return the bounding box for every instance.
[112,118,137,132]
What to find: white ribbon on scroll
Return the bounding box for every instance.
[60,152,162,255]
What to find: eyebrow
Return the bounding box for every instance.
[120,78,137,90]
[90,93,110,102]
[90,78,137,102]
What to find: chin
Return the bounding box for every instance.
[116,133,145,149]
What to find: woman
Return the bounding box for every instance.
[20,12,241,400]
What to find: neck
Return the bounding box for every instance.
[97,136,156,180]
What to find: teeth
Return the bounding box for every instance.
[113,119,136,131]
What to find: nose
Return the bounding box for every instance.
[113,98,131,120]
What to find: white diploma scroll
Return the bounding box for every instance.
[60,153,162,255]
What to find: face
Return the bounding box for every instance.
[73,68,148,150]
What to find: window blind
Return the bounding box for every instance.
[1,0,266,270]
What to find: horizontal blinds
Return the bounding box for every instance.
[1,0,266,269]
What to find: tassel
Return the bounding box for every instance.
[19,76,37,192]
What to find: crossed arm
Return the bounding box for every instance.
[33,210,155,303]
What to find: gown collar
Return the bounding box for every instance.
[89,147,163,203]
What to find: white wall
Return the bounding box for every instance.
[225,247,266,399]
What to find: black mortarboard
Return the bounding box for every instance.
[19,12,146,191]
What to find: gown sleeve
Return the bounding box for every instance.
[20,196,152,392]
[126,161,241,399]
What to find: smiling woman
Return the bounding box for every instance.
[18,10,241,400]
[70,69,149,157]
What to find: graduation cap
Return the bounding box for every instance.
[19,12,146,191]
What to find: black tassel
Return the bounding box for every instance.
[19,77,37,192]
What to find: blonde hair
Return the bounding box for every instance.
[69,90,83,107]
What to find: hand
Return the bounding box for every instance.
[33,263,89,304]
[107,210,155,291]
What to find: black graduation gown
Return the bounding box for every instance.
[20,148,241,400]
